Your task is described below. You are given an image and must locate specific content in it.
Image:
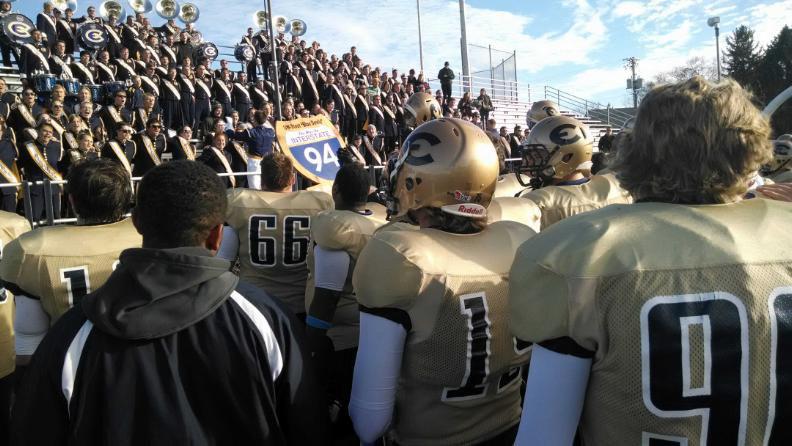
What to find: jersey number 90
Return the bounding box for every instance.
[640,289,792,446]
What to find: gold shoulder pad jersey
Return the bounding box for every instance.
[353,221,536,445]
[225,189,334,315]
[519,173,632,230]
[306,181,335,196]
[0,212,30,379]
[493,172,530,198]
[487,196,541,232]
[767,169,792,183]
[0,219,141,325]
[304,202,387,350]
[509,198,792,445]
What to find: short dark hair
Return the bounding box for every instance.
[260,152,293,191]
[333,162,369,206]
[134,161,227,248]
[65,158,133,224]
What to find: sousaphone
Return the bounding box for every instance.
[273,15,290,34]
[289,19,306,37]
[253,10,269,30]
[99,0,126,24]
[127,0,153,14]
[155,0,180,20]
[178,2,199,24]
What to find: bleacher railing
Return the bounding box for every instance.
[543,86,634,129]
[427,75,530,104]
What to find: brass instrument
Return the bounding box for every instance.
[127,0,153,14]
[99,0,126,24]
[190,30,202,44]
[155,0,179,20]
[178,2,199,24]
[252,10,269,30]
[290,19,306,37]
[273,15,290,34]
[49,0,78,11]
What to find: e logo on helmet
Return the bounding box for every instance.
[549,124,584,145]
[403,131,441,166]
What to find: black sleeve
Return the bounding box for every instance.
[11,308,88,445]
[235,281,331,445]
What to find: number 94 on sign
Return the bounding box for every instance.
[296,142,340,179]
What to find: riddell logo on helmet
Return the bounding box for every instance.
[457,204,484,216]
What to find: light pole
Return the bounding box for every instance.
[459,0,470,93]
[708,16,721,81]
[265,0,282,119]
[416,0,424,73]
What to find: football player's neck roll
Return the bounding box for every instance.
[260,152,295,193]
[611,76,772,204]
[66,159,134,226]
[133,161,227,251]
[332,163,369,213]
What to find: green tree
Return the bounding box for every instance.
[723,25,762,93]
[759,26,792,135]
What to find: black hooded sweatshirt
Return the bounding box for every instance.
[12,247,329,445]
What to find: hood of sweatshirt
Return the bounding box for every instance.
[82,246,239,340]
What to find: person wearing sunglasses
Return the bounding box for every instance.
[100,123,136,174]
[132,118,166,177]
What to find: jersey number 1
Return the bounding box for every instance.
[60,266,90,307]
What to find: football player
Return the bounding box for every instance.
[349,118,536,445]
[525,99,559,128]
[493,171,531,198]
[761,135,792,183]
[403,92,442,131]
[304,162,387,436]
[517,115,631,230]
[0,210,29,440]
[0,159,141,365]
[510,77,791,445]
[219,152,333,319]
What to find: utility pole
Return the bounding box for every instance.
[417,0,424,72]
[459,0,470,92]
[266,0,282,119]
[624,56,639,109]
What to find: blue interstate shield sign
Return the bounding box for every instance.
[276,116,343,184]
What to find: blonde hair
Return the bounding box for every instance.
[612,76,772,204]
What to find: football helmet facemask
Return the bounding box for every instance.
[404,92,442,129]
[526,100,560,126]
[387,118,499,219]
[762,135,792,175]
[518,115,593,189]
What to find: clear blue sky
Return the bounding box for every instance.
[14,0,791,106]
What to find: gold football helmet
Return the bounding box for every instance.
[526,100,560,125]
[404,92,442,129]
[388,118,499,219]
[763,134,792,175]
[518,115,592,188]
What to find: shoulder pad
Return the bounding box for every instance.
[312,207,387,257]
[352,233,423,312]
[488,197,541,233]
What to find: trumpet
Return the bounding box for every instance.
[155,0,179,20]
[273,15,290,34]
[253,10,269,30]
[190,30,202,44]
[178,2,199,24]
[99,0,126,24]
[290,19,306,37]
[127,0,152,14]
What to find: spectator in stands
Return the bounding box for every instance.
[477,88,493,123]
[0,2,14,67]
[598,127,614,153]
[438,61,455,103]
[509,125,523,155]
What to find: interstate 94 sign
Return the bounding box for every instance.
[276,116,343,185]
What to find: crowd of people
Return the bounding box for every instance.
[1,2,792,446]
[0,1,502,223]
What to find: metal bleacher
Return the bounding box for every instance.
[428,76,635,146]
[1,65,23,94]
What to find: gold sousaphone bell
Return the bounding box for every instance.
[99,0,126,23]
[127,0,153,14]
[252,10,269,30]
[155,0,179,20]
[273,15,290,34]
[48,0,79,12]
[289,19,306,37]
[178,2,199,24]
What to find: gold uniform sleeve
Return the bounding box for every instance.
[353,234,423,312]
[508,240,571,345]
[487,196,542,232]
[0,212,30,378]
[312,205,387,257]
